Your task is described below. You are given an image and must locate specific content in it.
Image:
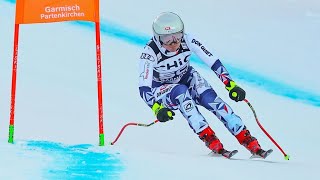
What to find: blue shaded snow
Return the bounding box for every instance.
[23,141,123,180]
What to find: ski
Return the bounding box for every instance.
[222,149,238,159]
[250,149,273,159]
[209,149,238,159]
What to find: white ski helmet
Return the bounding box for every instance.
[152,12,184,43]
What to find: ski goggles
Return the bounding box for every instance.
[159,32,183,45]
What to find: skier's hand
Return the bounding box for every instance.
[152,102,175,122]
[225,81,246,102]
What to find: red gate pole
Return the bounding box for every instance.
[95,0,104,146]
[8,24,20,144]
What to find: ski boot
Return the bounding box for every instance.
[198,126,223,153]
[235,127,272,159]
[198,126,238,158]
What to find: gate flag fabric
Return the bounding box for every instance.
[15,0,99,24]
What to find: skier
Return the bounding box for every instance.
[138,12,270,158]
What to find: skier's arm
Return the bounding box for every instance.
[185,34,232,85]
[138,47,176,121]
[138,46,156,108]
[185,34,246,102]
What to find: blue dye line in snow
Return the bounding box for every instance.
[73,21,320,107]
[4,0,320,107]
[24,141,123,180]
[5,0,15,3]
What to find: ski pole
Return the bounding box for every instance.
[110,120,159,145]
[244,99,290,160]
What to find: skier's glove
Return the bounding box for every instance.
[225,81,246,102]
[152,102,175,122]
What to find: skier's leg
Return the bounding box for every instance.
[198,89,245,135]
[153,84,223,153]
[188,71,262,154]
[199,90,263,154]
[154,84,207,133]
[154,84,206,133]
[186,70,244,135]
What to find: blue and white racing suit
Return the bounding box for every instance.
[138,33,244,135]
